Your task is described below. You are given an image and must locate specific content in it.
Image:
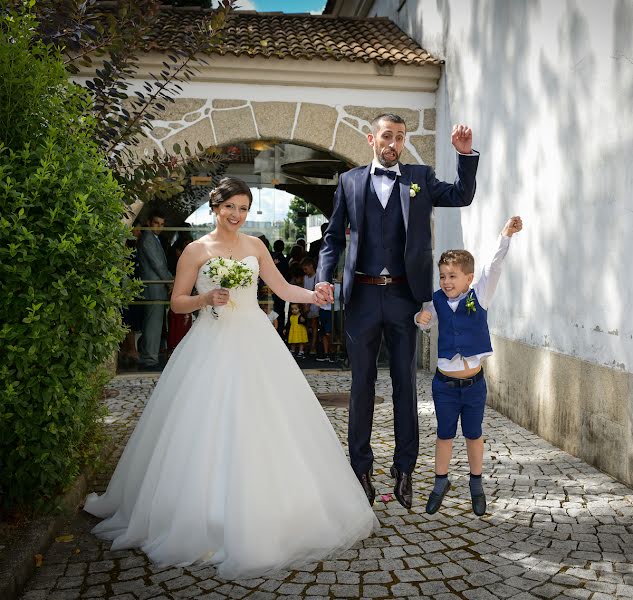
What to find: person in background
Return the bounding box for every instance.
[167,234,193,355]
[288,244,305,269]
[119,225,143,368]
[308,222,328,264]
[301,256,319,356]
[271,239,289,335]
[257,234,271,253]
[285,303,308,358]
[137,209,173,370]
[316,280,341,363]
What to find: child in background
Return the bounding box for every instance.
[285,303,308,358]
[316,281,341,363]
[301,256,319,356]
[416,216,523,516]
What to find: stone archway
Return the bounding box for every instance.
[132,97,437,179]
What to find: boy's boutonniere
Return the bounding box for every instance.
[409,183,420,198]
[465,291,476,315]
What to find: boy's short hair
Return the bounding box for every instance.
[438,249,475,274]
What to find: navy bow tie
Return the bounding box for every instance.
[374,168,398,180]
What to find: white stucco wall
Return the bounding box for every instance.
[371,0,633,373]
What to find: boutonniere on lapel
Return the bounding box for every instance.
[409,183,420,198]
[465,291,476,315]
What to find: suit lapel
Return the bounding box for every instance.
[398,163,410,233]
[354,165,372,235]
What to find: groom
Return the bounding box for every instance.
[316,113,479,508]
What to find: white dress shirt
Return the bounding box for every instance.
[415,234,512,372]
[369,159,401,208]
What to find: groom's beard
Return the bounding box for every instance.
[377,149,401,168]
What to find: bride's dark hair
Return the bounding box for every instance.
[209,177,253,208]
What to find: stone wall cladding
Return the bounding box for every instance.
[486,335,633,487]
[163,118,215,153]
[251,101,296,140]
[292,103,339,151]
[211,106,257,145]
[423,108,436,131]
[332,121,373,165]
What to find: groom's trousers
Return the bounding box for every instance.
[344,280,420,477]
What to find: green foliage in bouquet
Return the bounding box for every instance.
[0,8,139,511]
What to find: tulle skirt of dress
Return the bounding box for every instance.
[84,305,378,579]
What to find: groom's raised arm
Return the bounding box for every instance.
[316,177,348,284]
[427,152,479,208]
[428,124,479,208]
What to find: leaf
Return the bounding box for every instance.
[34,554,43,567]
[55,534,74,543]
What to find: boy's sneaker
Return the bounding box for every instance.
[297,351,305,358]
[328,354,337,363]
[316,355,328,362]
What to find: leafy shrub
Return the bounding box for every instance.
[0,7,138,510]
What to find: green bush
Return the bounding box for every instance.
[0,7,138,510]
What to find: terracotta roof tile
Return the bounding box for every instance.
[136,9,441,66]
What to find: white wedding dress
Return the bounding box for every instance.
[84,255,378,579]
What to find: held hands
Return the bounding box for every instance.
[314,281,334,304]
[502,216,523,237]
[451,124,473,154]
[416,310,433,326]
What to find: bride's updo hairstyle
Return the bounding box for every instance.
[209,177,253,209]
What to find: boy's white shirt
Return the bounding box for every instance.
[414,234,512,372]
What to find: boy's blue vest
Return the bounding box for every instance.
[355,180,406,277]
[433,289,492,359]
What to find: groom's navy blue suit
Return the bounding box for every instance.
[317,155,479,476]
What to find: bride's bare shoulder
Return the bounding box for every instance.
[180,237,212,263]
[241,234,266,255]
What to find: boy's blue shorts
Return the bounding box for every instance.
[432,368,487,440]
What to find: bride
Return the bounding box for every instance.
[84,177,378,579]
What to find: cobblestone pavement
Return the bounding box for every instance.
[20,370,633,600]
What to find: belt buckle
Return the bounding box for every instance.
[377,275,389,286]
[461,378,474,388]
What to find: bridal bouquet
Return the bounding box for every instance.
[202,257,254,317]
[203,257,254,289]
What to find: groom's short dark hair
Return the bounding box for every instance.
[371,113,406,134]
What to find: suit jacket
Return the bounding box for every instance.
[138,230,173,300]
[316,155,479,305]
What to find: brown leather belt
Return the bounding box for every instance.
[354,274,406,286]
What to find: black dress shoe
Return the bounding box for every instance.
[390,466,413,509]
[471,492,486,516]
[358,472,375,506]
[425,482,451,514]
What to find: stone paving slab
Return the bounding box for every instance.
[18,370,633,600]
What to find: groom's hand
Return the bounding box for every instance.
[315,281,334,304]
[451,124,473,154]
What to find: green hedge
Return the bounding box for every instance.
[0,7,138,510]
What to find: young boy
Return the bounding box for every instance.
[415,216,523,516]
